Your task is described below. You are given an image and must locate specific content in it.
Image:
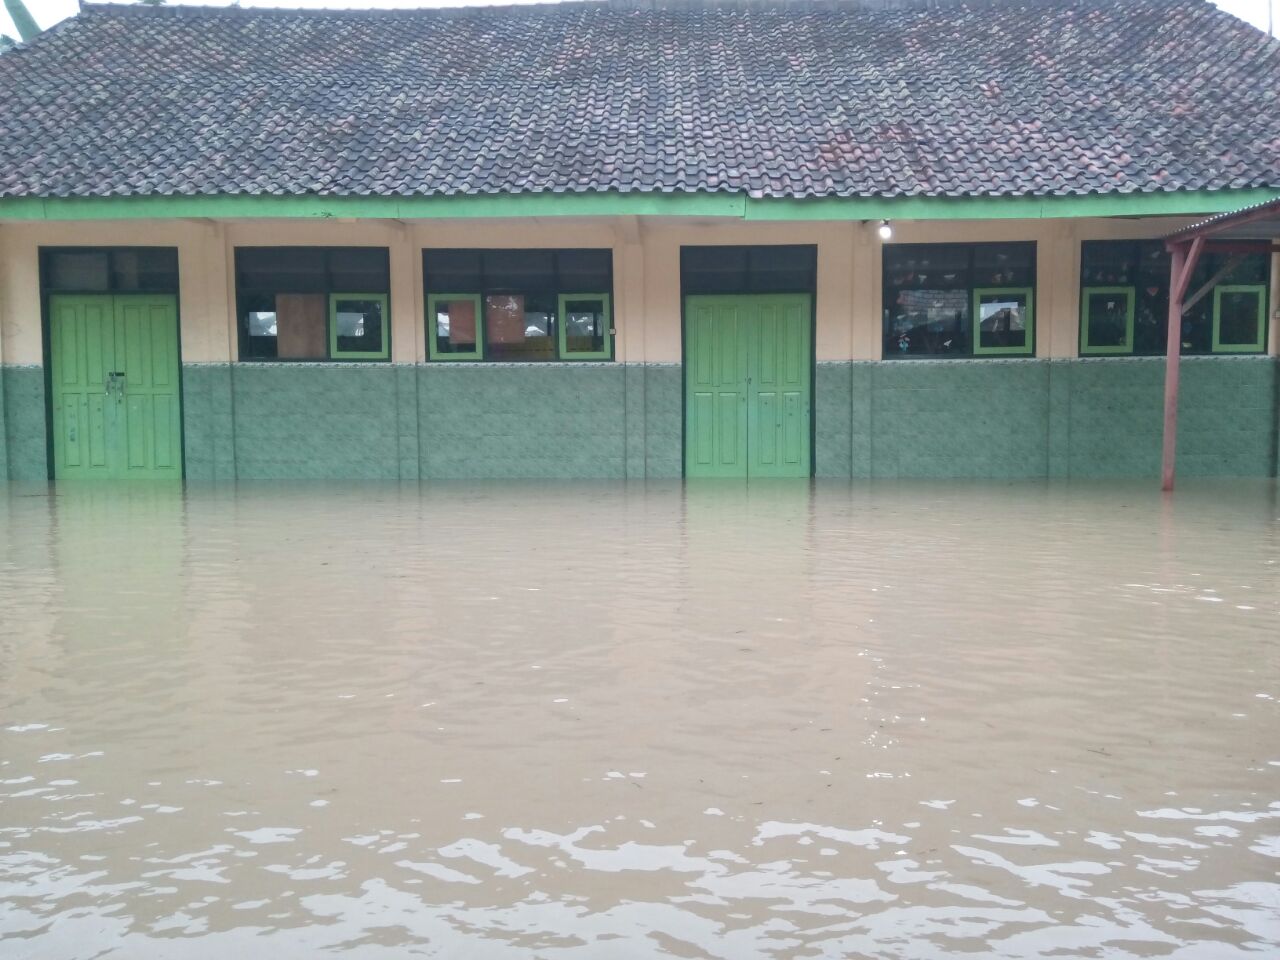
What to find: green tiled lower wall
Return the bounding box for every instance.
[869,360,1053,478]
[178,362,682,481]
[818,356,1278,479]
[419,363,625,479]
[2,365,47,482]
[4,358,1277,482]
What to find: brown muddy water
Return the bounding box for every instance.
[0,480,1277,959]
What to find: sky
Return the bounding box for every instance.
[6,0,1277,39]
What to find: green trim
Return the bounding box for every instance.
[426,293,483,361]
[557,293,613,360]
[1080,286,1136,356]
[1,188,1276,222]
[743,190,1280,222]
[1212,284,1267,353]
[972,287,1034,356]
[328,293,390,360]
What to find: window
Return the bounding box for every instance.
[41,247,179,294]
[1079,240,1270,356]
[883,243,1035,358]
[423,249,613,361]
[235,247,390,361]
[681,245,817,295]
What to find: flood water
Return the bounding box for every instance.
[0,480,1277,959]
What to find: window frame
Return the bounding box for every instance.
[422,249,615,363]
[1079,285,1137,356]
[234,246,392,363]
[39,246,180,295]
[881,241,1037,360]
[328,292,390,361]
[426,293,484,361]
[557,293,613,360]
[1211,284,1267,354]
[1078,240,1272,357]
[971,287,1035,357]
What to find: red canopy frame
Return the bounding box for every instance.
[1160,198,1280,491]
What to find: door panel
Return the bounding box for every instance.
[113,296,182,479]
[685,293,811,479]
[49,296,118,479]
[685,297,750,477]
[749,296,811,477]
[49,294,182,480]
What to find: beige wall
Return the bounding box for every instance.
[5,212,1256,368]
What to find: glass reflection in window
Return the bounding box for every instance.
[562,297,609,356]
[975,290,1030,353]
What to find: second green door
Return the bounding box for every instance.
[48,294,182,480]
[685,294,812,478]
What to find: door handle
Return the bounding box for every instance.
[104,371,127,398]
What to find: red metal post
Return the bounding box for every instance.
[1160,237,1204,491]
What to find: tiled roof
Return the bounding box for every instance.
[1,0,1278,201]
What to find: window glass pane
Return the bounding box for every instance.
[1134,282,1168,355]
[973,244,1034,287]
[111,248,178,291]
[748,246,816,292]
[333,297,385,356]
[885,245,970,286]
[563,297,608,354]
[1081,241,1136,286]
[434,297,479,354]
[237,247,326,293]
[1137,243,1169,280]
[557,250,611,291]
[425,250,483,291]
[681,246,749,294]
[248,311,277,337]
[1218,289,1263,348]
[485,293,555,361]
[240,294,279,359]
[1198,252,1268,286]
[47,251,110,291]
[328,248,389,291]
[1083,290,1132,350]
[274,293,327,359]
[885,288,969,356]
[483,250,555,290]
[976,291,1030,351]
[1181,299,1212,354]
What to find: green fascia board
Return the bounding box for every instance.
[1,188,1278,222]
[743,189,1280,221]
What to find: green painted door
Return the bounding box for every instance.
[685,294,811,478]
[49,294,182,480]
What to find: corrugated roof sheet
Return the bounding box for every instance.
[1,0,1278,201]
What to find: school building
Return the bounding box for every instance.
[1,0,1277,482]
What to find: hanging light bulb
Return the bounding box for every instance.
[877,219,893,241]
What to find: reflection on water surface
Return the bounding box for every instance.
[1,480,1277,959]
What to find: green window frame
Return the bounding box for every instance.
[1080,286,1137,355]
[427,293,484,361]
[1211,285,1267,353]
[972,287,1034,356]
[557,293,612,360]
[328,293,390,360]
